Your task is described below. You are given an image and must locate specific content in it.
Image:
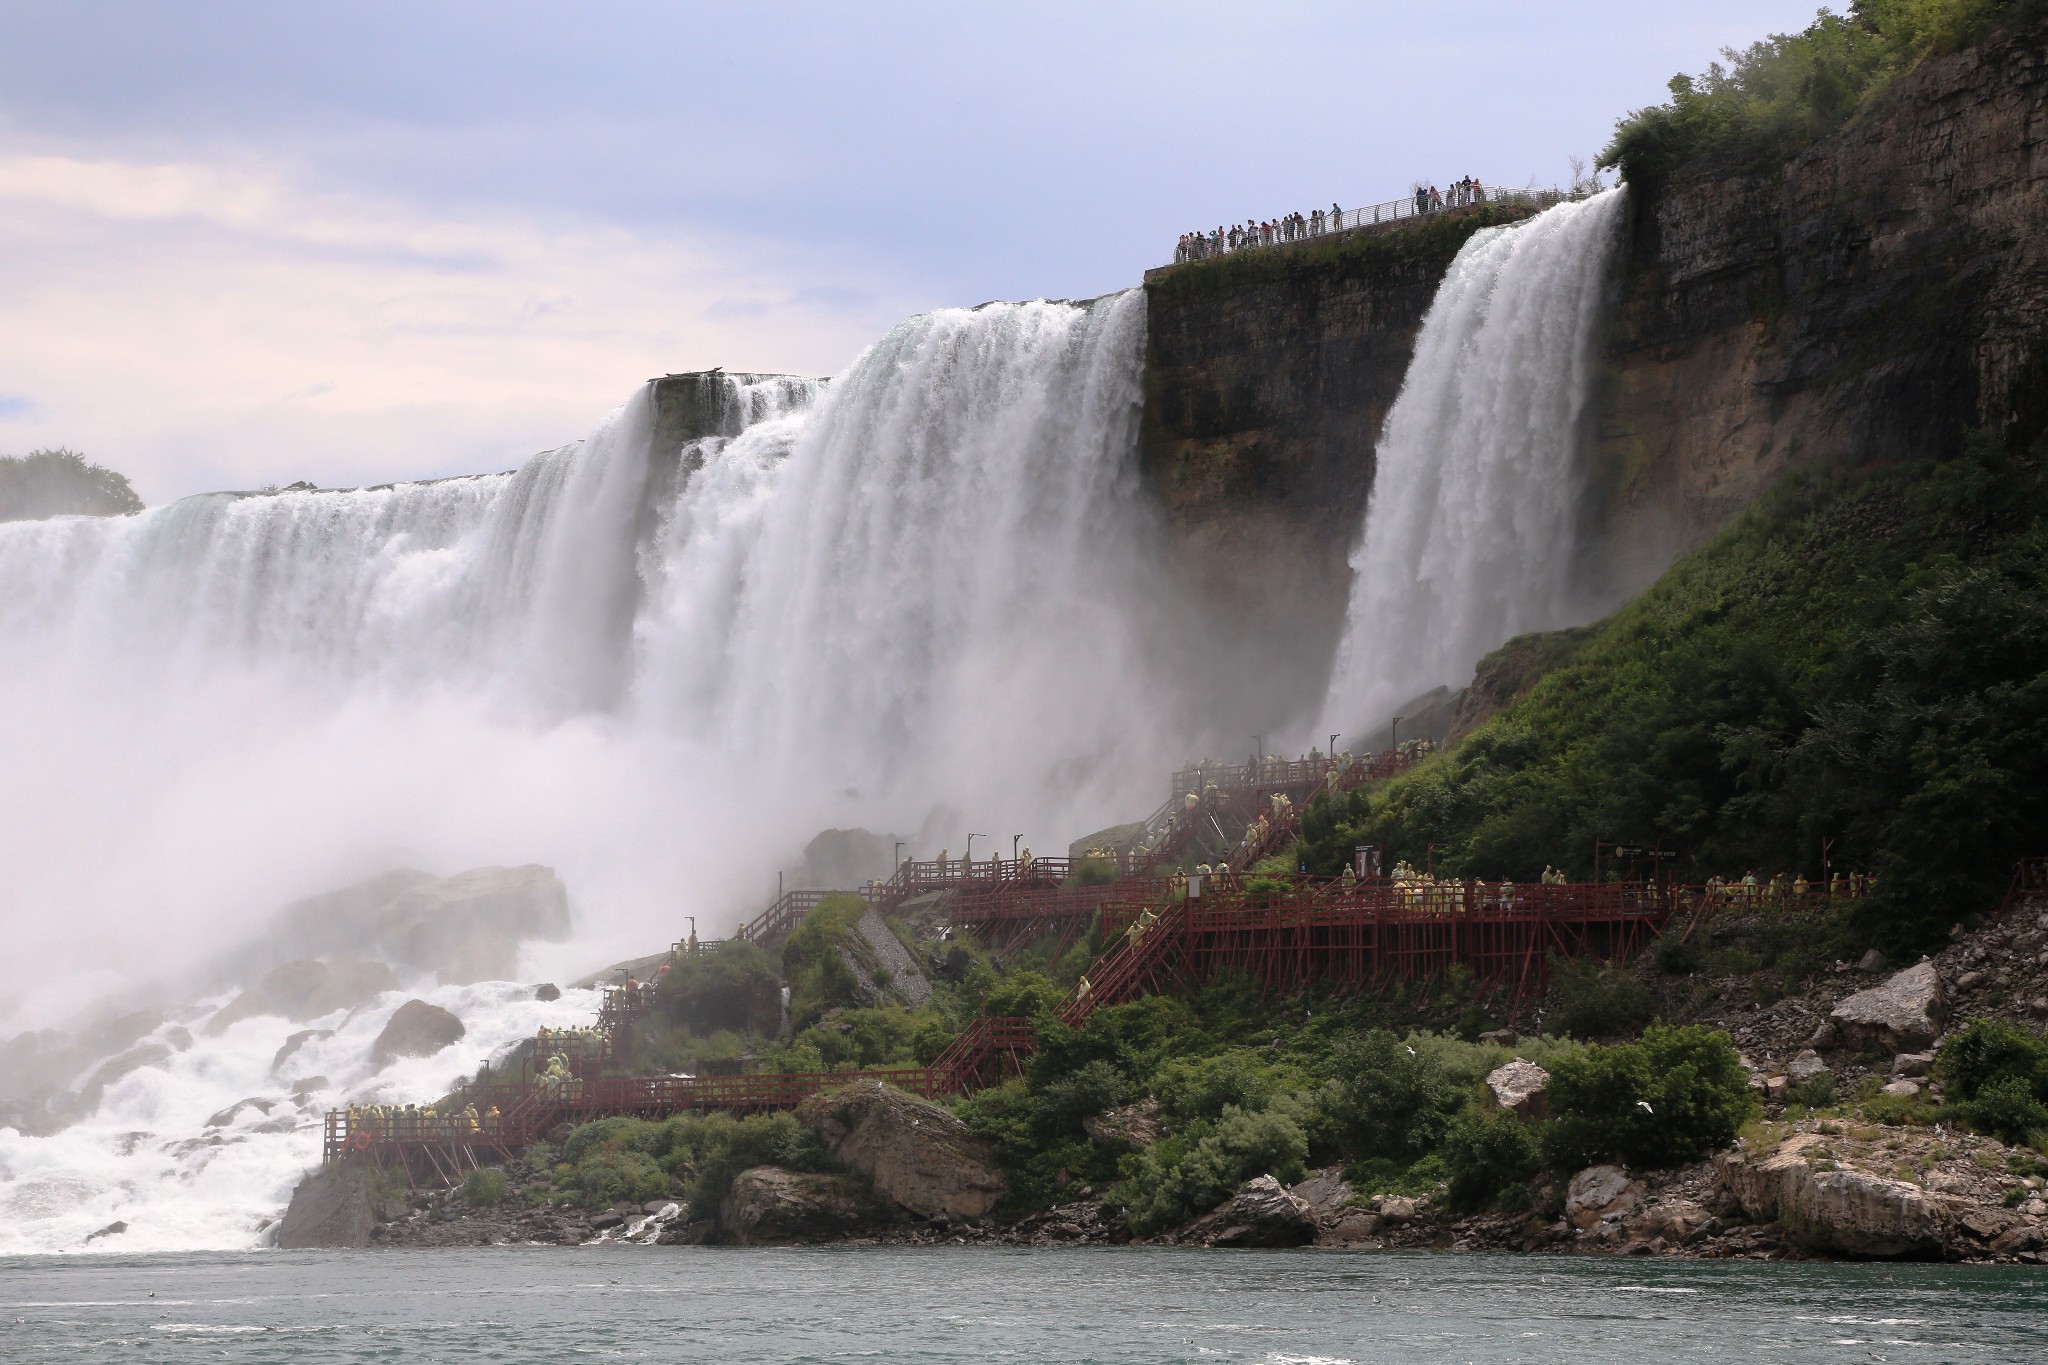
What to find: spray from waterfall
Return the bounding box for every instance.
[1321,187,1627,736]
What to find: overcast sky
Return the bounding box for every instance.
[0,0,1827,501]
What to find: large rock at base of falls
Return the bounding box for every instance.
[795,1079,1006,1219]
[1068,822,1149,861]
[797,828,908,891]
[1566,1165,1645,1231]
[370,999,466,1065]
[1717,1132,1954,1257]
[721,1167,878,1244]
[1207,1175,1318,1248]
[205,958,400,1035]
[374,866,571,983]
[276,1163,373,1249]
[1829,961,1946,1053]
[1484,1058,1551,1119]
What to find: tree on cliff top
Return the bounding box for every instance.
[0,448,143,521]
[1601,0,2045,186]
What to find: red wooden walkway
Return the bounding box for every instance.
[325,1016,1038,1184]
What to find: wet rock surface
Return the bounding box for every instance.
[795,1079,1006,1219]
[370,999,466,1064]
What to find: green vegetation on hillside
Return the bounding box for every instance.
[1601,0,2043,185]
[1298,434,2048,955]
[0,448,143,521]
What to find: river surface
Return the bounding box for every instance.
[0,1247,2040,1362]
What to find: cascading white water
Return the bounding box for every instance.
[0,292,1177,1252]
[1321,187,1627,735]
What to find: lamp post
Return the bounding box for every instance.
[966,833,987,864]
[895,841,905,867]
[1390,716,1403,751]
[1012,833,1022,860]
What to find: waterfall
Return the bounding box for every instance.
[0,291,1177,1251]
[1321,187,1627,735]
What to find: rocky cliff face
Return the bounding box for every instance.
[1591,15,2048,576]
[1138,205,1538,724]
[1138,17,2048,724]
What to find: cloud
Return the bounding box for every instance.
[0,151,915,500]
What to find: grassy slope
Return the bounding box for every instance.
[1299,437,2048,953]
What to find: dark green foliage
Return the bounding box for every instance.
[1786,1072,1839,1110]
[1547,957,1658,1040]
[1071,857,1119,887]
[567,1149,668,1207]
[1652,933,1704,976]
[1957,1075,2048,1145]
[1601,0,2043,186]
[658,941,782,1035]
[554,1109,839,1218]
[1292,439,2048,957]
[1937,1018,2048,1142]
[0,448,143,520]
[1113,1103,1310,1235]
[1155,1050,1301,1126]
[1542,1026,1759,1170]
[1443,1108,1543,1213]
[1313,1030,1463,1165]
[460,1167,508,1207]
[781,893,871,1024]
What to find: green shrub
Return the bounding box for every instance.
[1547,957,1657,1040]
[0,448,143,520]
[1312,1030,1462,1164]
[1937,1018,2048,1104]
[782,893,872,1023]
[1954,1074,2048,1146]
[1115,1103,1309,1235]
[561,1116,666,1165]
[1443,1108,1542,1213]
[1072,857,1118,887]
[1155,1050,1300,1126]
[1653,933,1704,976]
[568,1150,668,1208]
[1600,0,2044,186]
[460,1167,508,1207]
[1542,1025,1758,1171]
[1786,1072,1839,1110]
[658,941,783,1035]
[1033,1059,1133,1135]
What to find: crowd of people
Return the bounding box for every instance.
[345,1100,499,1138]
[1173,178,1491,263]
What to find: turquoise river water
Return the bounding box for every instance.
[1,1247,2042,1363]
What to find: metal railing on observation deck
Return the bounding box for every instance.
[1167,184,1588,267]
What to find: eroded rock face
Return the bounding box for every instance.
[1484,1058,1550,1119]
[796,1079,1005,1219]
[722,1167,875,1245]
[1566,1165,1645,1231]
[1083,1098,1163,1149]
[1717,1131,1954,1257]
[370,999,466,1065]
[1208,1175,1317,1248]
[1830,961,1946,1053]
[1788,1049,1832,1085]
[375,866,571,984]
[276,1162,372,1249]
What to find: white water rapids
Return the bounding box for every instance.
[1321,187,1627,734]
[0,194,1630,1252]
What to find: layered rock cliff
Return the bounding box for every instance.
[1136,14,2048,724]
[1590,13,2048,579]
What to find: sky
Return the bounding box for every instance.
[0,0,1830,503]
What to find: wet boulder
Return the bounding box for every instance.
[370,999,466,1065]
[1717,1132,1953,1257]
[796,1079,1006,1219]
[1207,1175,1317,1248]
[1483,1058,1550,1119]
[277,1163,373,1249]
[372,866,571,984]
[1829,961,1945,1053]
[207,958,400,1035]
[1083,1098,1162,1149]
[1566,1165,1645,1231]
[721,1167,877,1244]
